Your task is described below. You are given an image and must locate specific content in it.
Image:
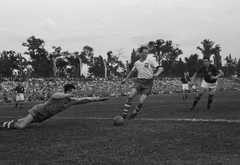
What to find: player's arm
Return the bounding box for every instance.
[52,92,74,99]
[69,97,109,106]
[190,67,202,84]
[121,68,137,84]
[153,66,164,77]
[211,69,224,80]
[190,72,198,85]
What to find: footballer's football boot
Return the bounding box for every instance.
[122,114,127,120]
[189,105,195,110]
[207,104,211,109]
[128,113,137,120]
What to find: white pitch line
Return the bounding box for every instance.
[53,116,240,123]
[139,118,240,123]
[1,116,240,123]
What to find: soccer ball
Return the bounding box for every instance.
[113,116,124,126]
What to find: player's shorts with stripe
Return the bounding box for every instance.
[182,84,189,90]
[132,78,153,96]
[16,93,24,101]
[28,104,54,123]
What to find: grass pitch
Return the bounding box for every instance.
[1,91,240,165]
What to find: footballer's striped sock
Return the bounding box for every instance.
[2,121,16,129]
[122,102,131,119]
[133,103,143,114]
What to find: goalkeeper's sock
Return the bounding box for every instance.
[2,121,16,129]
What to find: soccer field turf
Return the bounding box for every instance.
[0,91,240,165]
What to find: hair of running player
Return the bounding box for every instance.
[137,45,148,53]
[202,56,210,61]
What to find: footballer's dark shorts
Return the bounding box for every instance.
[132,78,154,96]
[28,104,54,123]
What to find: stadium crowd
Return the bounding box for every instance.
[0,77,239,103]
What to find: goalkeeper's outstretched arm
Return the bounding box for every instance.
[69,97,109,106]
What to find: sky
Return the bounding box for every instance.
[0,0,240,75]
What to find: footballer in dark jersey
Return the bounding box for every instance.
[189,57,224,110]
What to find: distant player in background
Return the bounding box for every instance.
[0,84,108,130]
[121,46,164,120]
[180,72,191,99]
[14,82,25,109]
[191,84,197,93]
[189,57,224,110]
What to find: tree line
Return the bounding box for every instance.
[0,35,239,79]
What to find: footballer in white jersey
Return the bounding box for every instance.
[121,46,164,120]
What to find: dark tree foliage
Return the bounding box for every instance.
[22,36,52,77]
[197,39,223,69]
[88,55,105,78]
[222,54,237,77]
[184,54,202,76]
[0,35,238,78]
[0,51,23,77]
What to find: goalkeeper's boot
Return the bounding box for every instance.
[0,121,5,129]
[128,113,137,120]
